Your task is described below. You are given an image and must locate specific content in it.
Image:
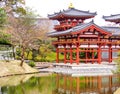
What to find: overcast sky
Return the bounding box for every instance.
[25,0,120,26]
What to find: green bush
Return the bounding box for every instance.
[27,51,33,60]
[40,58,46,62]
[28,61,35,67]
[34,55,41,62]
[46,52,64,62]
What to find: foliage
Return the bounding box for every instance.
[6,8,51,66]
[0,0,25,16]
[46,52,64,62]
[28,60,35,67]
[25,50,33,60]
[34,55,41,62]
[0,31,11,45]
[0,8,7,28]
[0,75,54,94]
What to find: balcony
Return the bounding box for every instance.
[52,40,114,45]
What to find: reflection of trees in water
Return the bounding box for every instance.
[1,74,119,94]
[0,74,54,94]
[53,74,120,94]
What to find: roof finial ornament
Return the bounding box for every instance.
[68,3,74,9]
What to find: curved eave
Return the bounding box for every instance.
[49,14,95,20]
[47,29,72,37]
[48,33,71,37]
[48,22,112,37]
[48,32,71,37]
[103,15,120,23]
[105,19,120,23]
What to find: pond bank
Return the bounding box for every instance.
[0,60,39,77]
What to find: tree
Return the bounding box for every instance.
[0,0,26,21]
[7,8,52,66]
[0,8,7,28]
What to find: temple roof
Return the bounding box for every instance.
[102,26,120,36]
[48,21,112,37]
[48,8,96,20]
[103,14,120,22]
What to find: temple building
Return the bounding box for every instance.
[103,14,120,23]
[52,74,120,94]
[48,4,120,64]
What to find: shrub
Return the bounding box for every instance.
[34,55,41,62]
[28,60,35,67]
[27,51,33,60]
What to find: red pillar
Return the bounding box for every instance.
[98,45,101,64]
[76,77,80,94]
[109,76,112,89]
[69,76,73,93]
[111,48,112,62]
[64,75,67,91]
[109,45,112,63]
[70,45,72,64]
[56,45,59,63]
[76,43,79,65]
[92,49,94,64]
[64,45,67,64]
[97,76,102,93]
[98,35,101,64]
[56,74,59,89]
[85,48,87,63]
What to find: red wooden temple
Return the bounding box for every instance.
[48,5,120,64]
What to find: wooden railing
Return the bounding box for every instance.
[54,24,73,29]
[52,40,118,45]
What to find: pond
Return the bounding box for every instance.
[0,73,120,94]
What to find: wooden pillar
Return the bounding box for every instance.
[64,75,67,93]
[92,49,94,64]
[97,76,102,94]
[109,76,112,89]
[64,45,67,64]
[109,45,112,63]
[56,74,59,89]
[98,45,101,64]
[70,45,72,64]
[76,43,79,65]
[76,77,80,94]
[111,48,112,62]
[98,35,101,64]
[56,45,59,63]
[85,77,88,88]
[85,48,87,63]
[69,76,73,93]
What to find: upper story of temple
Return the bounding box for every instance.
[47,3,120,39]
[48,3,96,31]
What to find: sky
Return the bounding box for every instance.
[25,0,120,26]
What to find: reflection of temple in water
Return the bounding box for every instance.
[52,74,120,94]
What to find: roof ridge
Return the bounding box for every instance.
[66,8,97,14]
[48,8,97,19]
[103,14,119,18]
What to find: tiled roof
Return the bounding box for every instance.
[48,21,111,37]
[47,29,72,37]
[48,8,96,19]
[102,26,120,36]
[103,14,120,21]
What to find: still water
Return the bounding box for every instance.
[0,73,120,94]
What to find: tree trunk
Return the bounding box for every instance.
[20,47,25,66]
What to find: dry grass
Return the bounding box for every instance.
[114,88,120,94]
[0,60,38,77]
